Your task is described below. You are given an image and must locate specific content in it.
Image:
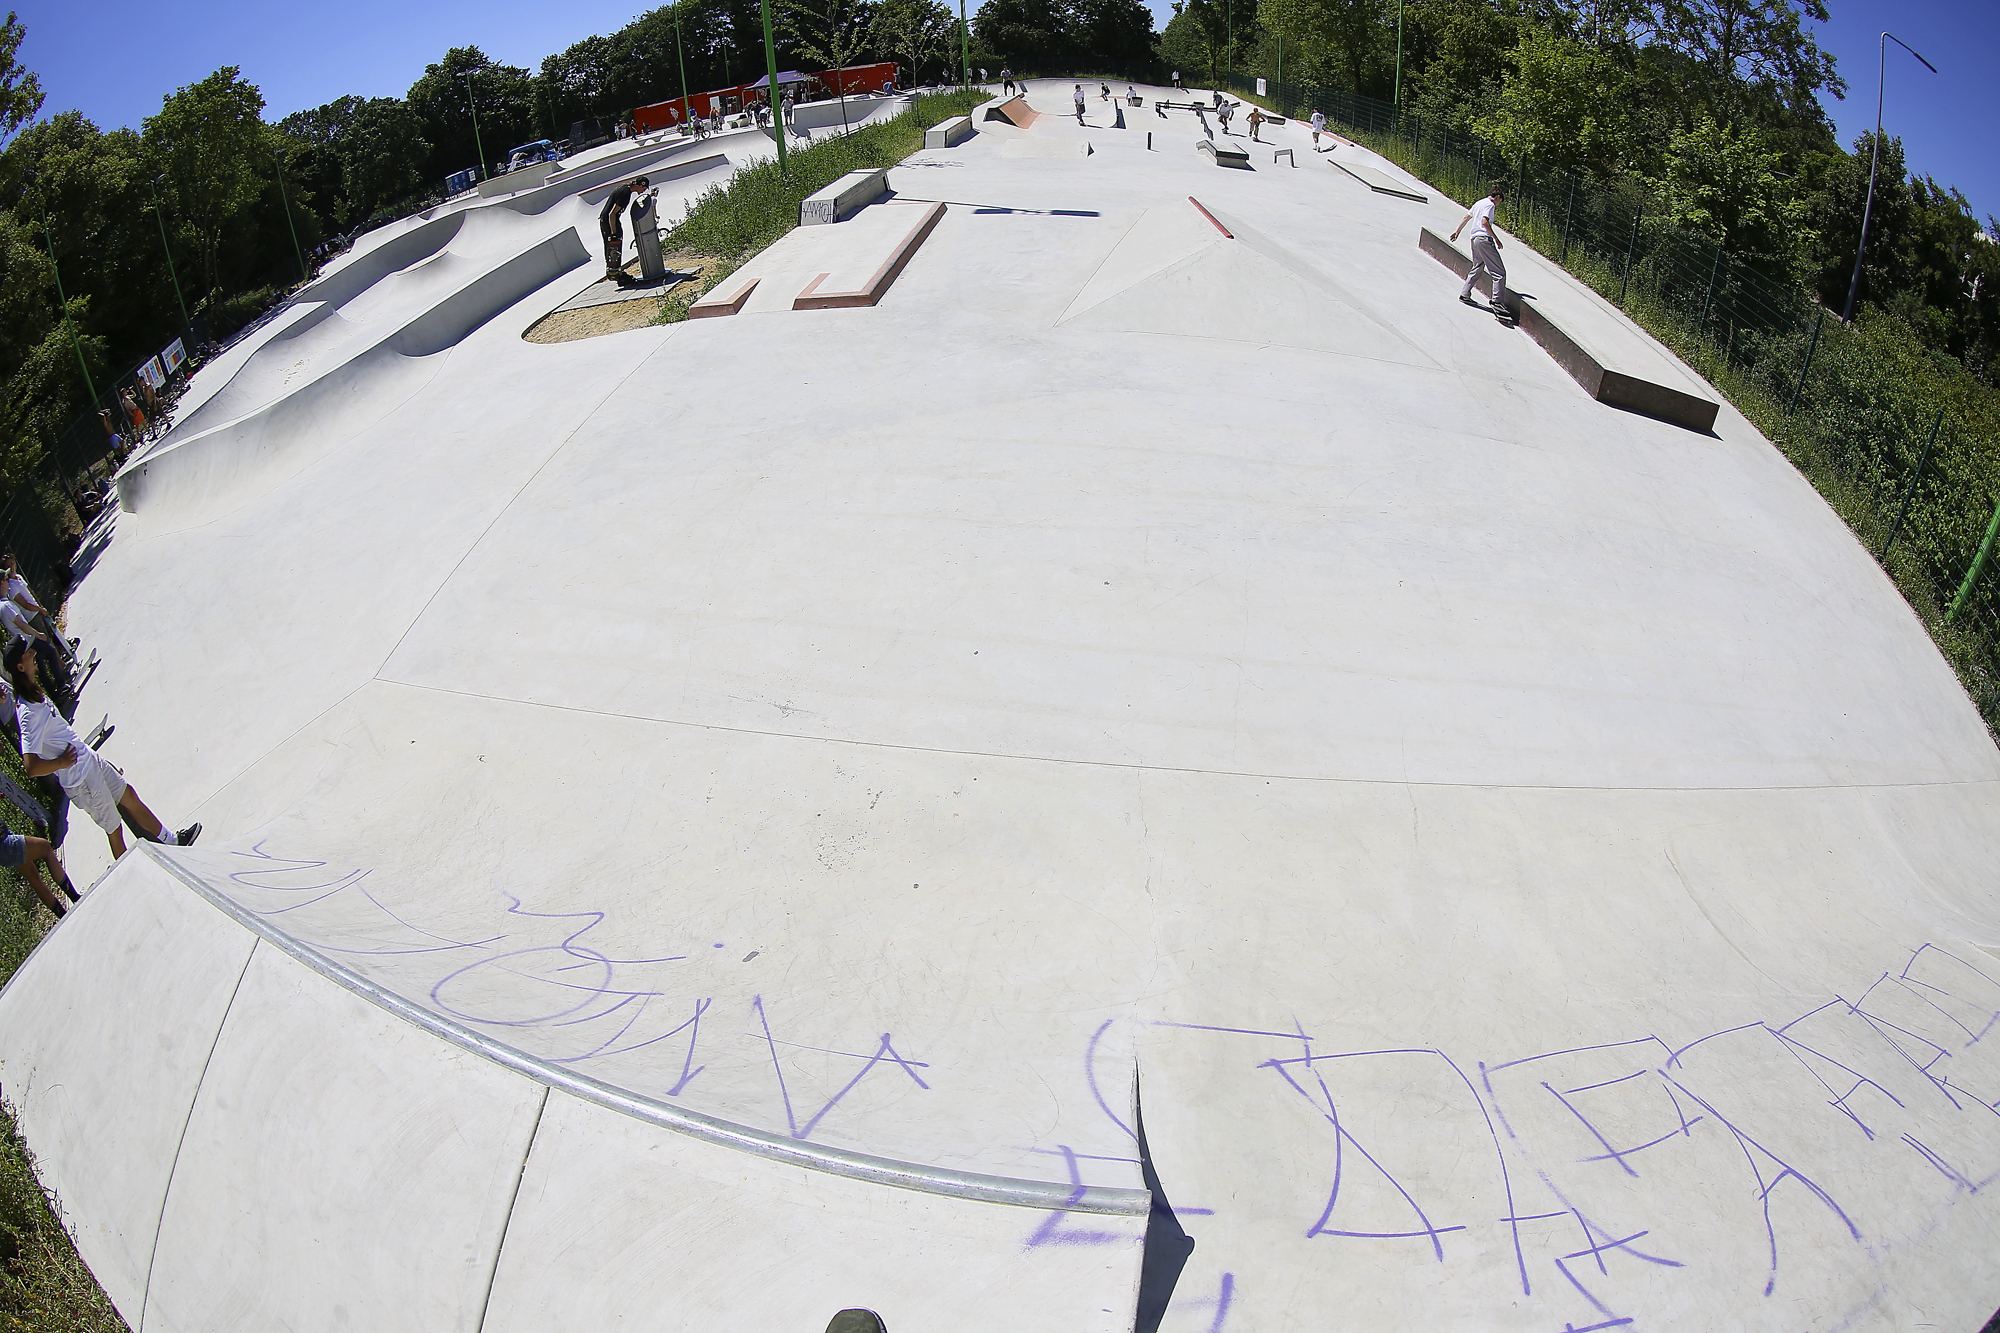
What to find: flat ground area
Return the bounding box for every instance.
[16,81,2000,1331]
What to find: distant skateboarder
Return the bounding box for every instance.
[599,175,652,283]
[1001,68,1015,95]
[1172,70,1182,89]
[1451,184,1510,313]
[1310,108,1326,149]
[1073,84,1086,123]
[1247,106,1265,140]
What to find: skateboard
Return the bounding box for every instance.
[1460,294,1516,326]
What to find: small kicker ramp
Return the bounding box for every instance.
[981,94,1039,128]
[1420,227,1720,432]
[1329,156,1428,202]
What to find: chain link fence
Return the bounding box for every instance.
[1230,72,2000,739]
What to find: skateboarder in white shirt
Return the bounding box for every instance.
[1451,185,1510,314]
[1310,109,1326,149]
[1073,84,1086,123]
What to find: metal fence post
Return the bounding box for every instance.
[1617,208,1640,304]
[1786,312,1824,417]
[1880,407,1944,557]
[1948,494,2000,622]
[1559,176,1575,262]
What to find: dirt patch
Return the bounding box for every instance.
[522,249,734,342]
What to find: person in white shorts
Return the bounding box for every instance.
[5,639,198,859]
[1450,184,1509,310]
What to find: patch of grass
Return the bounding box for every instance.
[655,88,990,324]
[0,727,128,1331]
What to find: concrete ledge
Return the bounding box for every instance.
[687,274,760,318]
[1273,148,1295,167]
[1419,228,1721,433]
[1197,139,1250,168]
[1330,158,1427,201]
[925,115,974,149]
[794,202,946,310]
[801,167,889,226]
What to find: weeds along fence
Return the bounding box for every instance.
[1232,72,2000,739]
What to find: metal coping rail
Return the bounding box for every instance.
[143,846,1151,1217]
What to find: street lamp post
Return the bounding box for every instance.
[960,0,970,87]
[38,206,97,407]
[463,70,487,181]
[1394,0,1404,108]
[273,149,308,284]
[760,0,788,173]
[1841,30,1937,323]
[672,3,691,130]
[147,181,190,329]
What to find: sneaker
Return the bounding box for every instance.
[176,823,202,847]
[1458,294,1481,307]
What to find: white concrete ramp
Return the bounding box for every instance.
[8,79,2000,1333]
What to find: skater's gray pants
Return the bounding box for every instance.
[1462,231,1506,304]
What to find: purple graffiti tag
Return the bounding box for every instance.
[1085,1019,1137,1140]
[1208,1272,1235,1333]
[1767,1018,1905,1141]
[1261,1047,1468,1260]
[753,995,930,1140]
[1659,1073,1860,1297]
[1023,1145,1138,1248]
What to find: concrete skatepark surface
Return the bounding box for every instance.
[2,81,1999,1331]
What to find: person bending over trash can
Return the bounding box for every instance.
[599,176,652,283]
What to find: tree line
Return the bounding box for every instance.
[1,0,1995,530]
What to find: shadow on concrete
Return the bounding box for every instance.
[1135,1095,1195,1333]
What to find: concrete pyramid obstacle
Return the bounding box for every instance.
[1062,202,1434,366]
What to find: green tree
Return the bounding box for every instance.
[1644,112,1805,263]
[406,48,535,180]
[1259,0,1381,94]
[141,66,268,296]
[0,11,43,141]
[1477,25,1635,177]
[975,0,1070,69]
[1157,4,1213,81]
[873,0,955,82]
[784,0,877,125]
[1071,0,1157,67]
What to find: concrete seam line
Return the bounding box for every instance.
[136,932,260,1331]
[371,676,2000,796]
[473,1084,548,1333]
[141,847,1151,1217]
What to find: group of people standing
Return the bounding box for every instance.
[0,553,198,921]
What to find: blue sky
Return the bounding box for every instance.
[12,0,1999,226]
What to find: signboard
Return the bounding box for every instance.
[1256,78,1267,96]
[135,356,166,390]
[159,338,186,374]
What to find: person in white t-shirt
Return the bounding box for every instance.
[0,596,69,712]
[5,639,198,859]
[1,554,73,669]
[1310,108,1326,149]
[1073,84,1086,123]
[1450,184,1509,311]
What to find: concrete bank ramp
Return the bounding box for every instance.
[1061,201,1436,366]
[0,848,1147,1333]
[119,230,588,524]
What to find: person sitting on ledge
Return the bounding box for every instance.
[5,638,199,860]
